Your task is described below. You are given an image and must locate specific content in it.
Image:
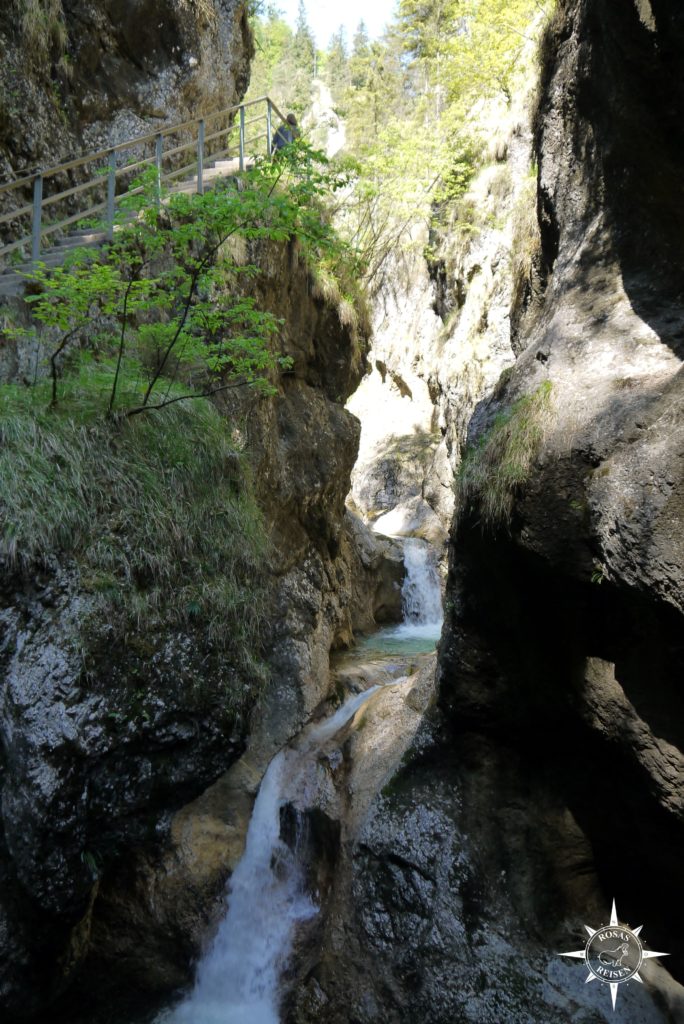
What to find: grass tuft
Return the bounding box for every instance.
[14,0,68,67]
[0,367,270,680]
[510,170,541,319]
[455,380,553,529]
[309,257,369,339]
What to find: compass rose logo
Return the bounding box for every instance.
[559,900,668,1011]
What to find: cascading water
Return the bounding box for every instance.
[355,536,444,658]
[158,537,441,1024]
[396,537,443,637]
[159,687,381,1024]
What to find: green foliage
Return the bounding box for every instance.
[248,0,547,287]
[349,20,371,87]
[292,0,315,72]
[0,370,269,671]
[318,0,548,284]
[254,140,367,322]
[398,0,455,62]
[455,380,553,528]
[0,144,363,694]
[324,27,350,103]
[245,2,316,116]
[591,560,607,585]
[399,0,544,102]
[15,145,357,418]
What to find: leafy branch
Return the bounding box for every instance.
[15,144,356,420]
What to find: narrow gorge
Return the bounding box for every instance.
[0,1,683,1023]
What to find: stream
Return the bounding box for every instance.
[160,536,442,1024]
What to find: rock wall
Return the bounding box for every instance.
[440,0,684,989]
[0,230,377,1022]
[0,7,258,1014]
[347,86,536,542]
[291,1,684,1020]
[0,0,253,182]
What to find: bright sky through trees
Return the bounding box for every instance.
[272,0,396,47]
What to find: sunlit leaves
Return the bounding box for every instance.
[18,143,353,417]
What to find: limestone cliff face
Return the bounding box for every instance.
[292,2,684,1021]
[0,0,253,180]
[439,0,684,984]
[0,232,371,1022]
[347,92,533,544]
[0,8,257,1015]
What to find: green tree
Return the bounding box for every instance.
[325,26,349,102]
[447,0,541,103]
[350,20,371,88]
[292,0,315,74]
[278,0,314,113]
[17,144,358,418]
[397,0,457,61]
[247,11,295,102]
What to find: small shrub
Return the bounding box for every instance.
[455,379,553,529]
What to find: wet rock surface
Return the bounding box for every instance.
[0,564,247,1018]
[290,730,682,1023]
[0,233,371,1021]
[339,513,405,633]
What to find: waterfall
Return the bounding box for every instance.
[157,541,442,1023]
[387,537,443,641]
[400,538,443,627]
[160,687,381,1024]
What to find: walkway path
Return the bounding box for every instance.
[0,96,284,299]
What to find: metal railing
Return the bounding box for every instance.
[0,95,287,269]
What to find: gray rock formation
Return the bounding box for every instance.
[0,229,373,1021]
[290,1,684,1020]
[347,82,535,539]
[339,512,405,633]
[442,0,684,977]
[0,0,253,181]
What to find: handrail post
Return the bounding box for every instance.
[106,150,116,241]
[197,119,205,195]
[31,172,43,264]
[155,133,163,209]
[266,99,272,157]
[239,105,245,172]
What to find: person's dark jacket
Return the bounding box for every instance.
[272,125,293,152]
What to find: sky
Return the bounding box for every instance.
[270,0,398,48]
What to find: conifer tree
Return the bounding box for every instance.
[326,26,349,101]
[284,0,315,111]
[350,20,371,88]
[292,0,315,74]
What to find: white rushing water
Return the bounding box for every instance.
[389,537,443,642]
[160,538,442,1024]
[160,687,380,1024]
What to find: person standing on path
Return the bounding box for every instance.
[272,113,300,154]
